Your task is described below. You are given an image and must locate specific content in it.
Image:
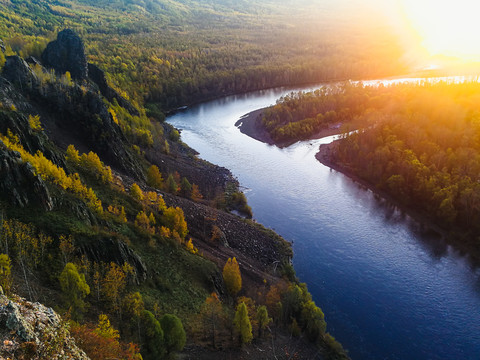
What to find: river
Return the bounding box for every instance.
[167,84,480,360]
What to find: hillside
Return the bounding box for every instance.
[0,0,407,110]
[0,28,349,359]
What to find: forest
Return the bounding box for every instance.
[0,1,357,358]
[265,79,480,250]
[0,0,407,112]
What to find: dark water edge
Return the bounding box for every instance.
[167,85,480,360]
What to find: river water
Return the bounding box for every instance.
[167,85,480,360]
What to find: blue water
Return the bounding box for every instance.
[167,86,480,360]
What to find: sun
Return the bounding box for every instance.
[400,0,480,61]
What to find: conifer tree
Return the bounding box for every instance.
[234,302,252,344]
[130,183,144,201]
[165,174,177,194]
[180,177,192,197]
[256,305,272,337]
[147,165,163,189]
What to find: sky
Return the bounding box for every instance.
[371,0,480,61]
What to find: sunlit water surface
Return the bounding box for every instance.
[167,83,480,360]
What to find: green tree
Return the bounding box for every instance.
[147,165,163,189]
[256,305,272,338]
[234,302,252,344]
[165,174,177,194]
[301,300,326,342]
[160,314,186,355]
[180,177,192,197]
[123,292,145,339]
[59,262,90,319]
[0,254,12,295]
[222,257,242,296]
[140,310,165,360]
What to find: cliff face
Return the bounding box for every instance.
[0,293,90,360]
[2,37,144,180]
[41,29,88,81]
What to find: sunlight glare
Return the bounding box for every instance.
[401,0,480,60]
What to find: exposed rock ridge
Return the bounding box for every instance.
[0,293,90,359]
[88,63,140,116]
[0,141,53,211]
[1,55,144,180]
[41,29,88,81]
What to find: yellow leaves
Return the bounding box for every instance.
[146,165,163,189]
[0,133,103,214]
[95,314,120,340]
[134,211,155,234]
[223,257,242,297]
[28,114,43,132]
[60,71,73,87]
[59,235,75,266]
[191,184,203,202]
[162,207,188,240]
[130,183,144,201]
[79,150,113,184]
[66,144,80,166]
[107,205,127,223]
[101,262,127,313]
[108,108,119,125]
[0,254,12,295]
[185,238,198,254]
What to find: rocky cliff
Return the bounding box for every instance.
[0,293,90,360]
[41,29,88,81]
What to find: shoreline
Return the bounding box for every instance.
[236,107,480,265]
[236,107,344,148]
[316,142,480,265]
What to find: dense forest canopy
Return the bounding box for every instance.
[0,0,408,110]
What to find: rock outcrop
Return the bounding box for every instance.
[1,54,144,179]
[79,236,147,283]
[0,143,54,211]
[2,55,38,89]
[41,29,88,81]
[0,294,90,360]
[88,63,139,116]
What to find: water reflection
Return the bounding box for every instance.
[168,82,480,360]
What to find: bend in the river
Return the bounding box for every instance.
[167,82,480,360]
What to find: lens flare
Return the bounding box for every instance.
[401,0,480,61]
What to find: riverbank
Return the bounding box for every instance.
[237,106,480,265]
[316,141,480,265]
[236,108,344,148]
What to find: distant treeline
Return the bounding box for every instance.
[0,0,407,112]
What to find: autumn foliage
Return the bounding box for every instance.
[1,132,103,214]
[222,257,242,296]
